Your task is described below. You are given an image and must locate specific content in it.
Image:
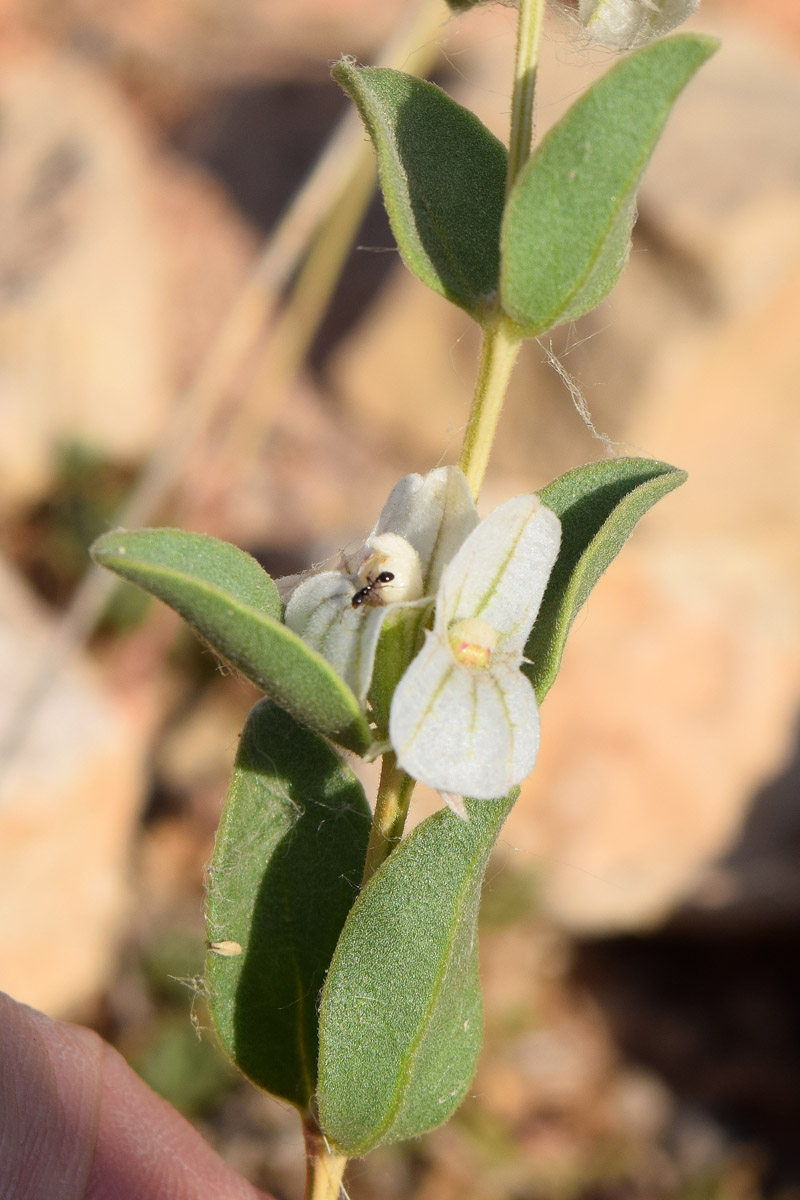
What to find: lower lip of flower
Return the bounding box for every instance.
[447,617,499,669]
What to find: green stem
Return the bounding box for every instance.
[303,1118,347,1200]
[457,0,546,502]
[361,753,416,886]
[457,316,523,501]
[506,0,547,198]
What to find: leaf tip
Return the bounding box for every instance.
[331,55,358,90]
[90,528,129,565]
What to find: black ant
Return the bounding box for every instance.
[351,570,395,609]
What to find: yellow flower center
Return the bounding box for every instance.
[448,617,499,669]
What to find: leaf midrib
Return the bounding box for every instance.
[99,552,367,730]
[351,831,492,1154]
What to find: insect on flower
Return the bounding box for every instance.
[351,571,395,609]
[282,467,479,706]
[350,532,424,610]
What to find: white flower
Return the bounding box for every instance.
[578,0,699,47]
[283,467,478,705]
[388,494,561,801]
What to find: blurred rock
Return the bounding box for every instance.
[153,679,255,802]
[510,541,800,932]
[21,0,415,87]
[330,270,478,468]
[149,153,258,389]
[708,0,800,51]
[0,50,167,512]
[0,556,147,1014]
[638,22,800,313]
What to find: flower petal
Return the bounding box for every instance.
[440,792,469,820]
[284,571,386,705]
[372,467,479,593]
[436,495,561,656]
[389,634,541,798]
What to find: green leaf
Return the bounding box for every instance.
[91,528,371,753]
[501,34,717,335]
[526,457,686,700]
[332,62,507,319]
[205,700,371,1111]
[318,791,516,1155]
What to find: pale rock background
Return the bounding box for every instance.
[0,555,147,1012]
[0,52,167,511]
[509,17,800,931]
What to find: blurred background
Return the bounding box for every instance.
[1,0,800,1196]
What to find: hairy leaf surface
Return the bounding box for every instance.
[526,458,686,699]
[205,701,371,1109]
[318,791,516,1154]
[91,528,371,752]
[501,35,717,334]
[332,62,507,319]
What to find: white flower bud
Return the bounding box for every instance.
[579,0,699,48]
[282,467,478,708]
[354,533,423,607]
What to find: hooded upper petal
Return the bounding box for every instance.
[282,467,480,711]
[579,0,698,47]
[371,466,479,594]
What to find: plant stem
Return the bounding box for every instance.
[506,0,547,198]
[306,6,545,1188]
[457,0,547,503]
[304,1119,348,1200]
[457,316,523,501]
[361,752,417,886]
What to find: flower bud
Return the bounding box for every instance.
[579,0,699,48]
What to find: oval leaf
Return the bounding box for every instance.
[501,34,717,335]
[91,528,371,753]
[318,791,516,1155]
[525,457,686,699]
[332,62,507,319]
[205,700,371,1110]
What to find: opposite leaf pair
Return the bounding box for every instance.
[283,466,561,803]
[333,34,716,335]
